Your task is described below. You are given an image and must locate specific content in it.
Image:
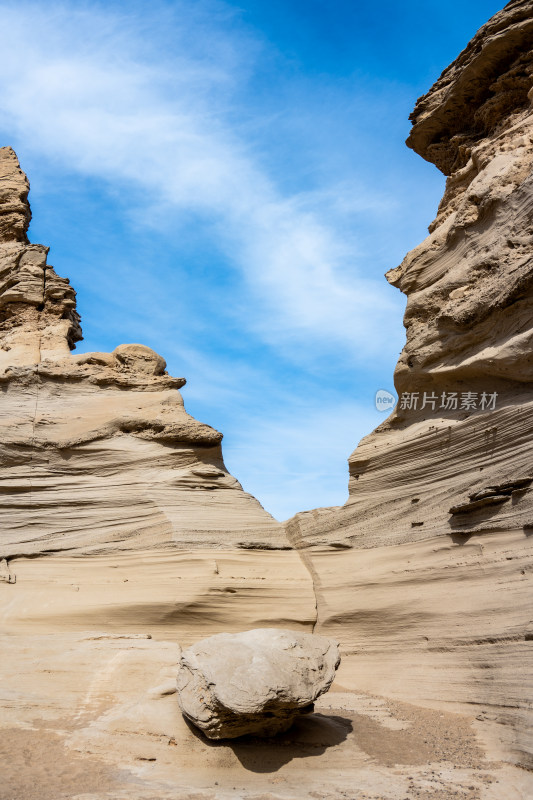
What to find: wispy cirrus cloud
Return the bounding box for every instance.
[0,0,403,363]
[0,0,434,518]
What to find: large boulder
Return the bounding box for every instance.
[176,628,340,739]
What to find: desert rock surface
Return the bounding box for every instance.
[1,2,533,799]
[0,143,286,555]
[286,0,533,781]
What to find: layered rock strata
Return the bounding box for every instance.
[286,0,533,770]
[1,3,532,797]
[0,147,313,650]
[0,146,287,556]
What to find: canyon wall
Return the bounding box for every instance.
[287,0,533,769]
[0,145,314,637]
[1,2,532,797]
[0,146,284,556]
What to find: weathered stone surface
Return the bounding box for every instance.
[284,0,533,772]
[449,494,510,515]
[1,3,533,798]
[388,1,533,398]
[0,147,287,554]
[407,0,533,175]
[0,148,82,368]
[0,146,31,242]
[176,628,340,739]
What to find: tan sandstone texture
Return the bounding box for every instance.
[286,0,533,781]
[1,2,533,799]
[176,629,340,739]
[0,143,287,555]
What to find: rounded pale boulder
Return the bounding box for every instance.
[176,628,340,739]
[113,343,167,375]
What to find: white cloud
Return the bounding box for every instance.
[0,0,416,515]
[0,0,403,363]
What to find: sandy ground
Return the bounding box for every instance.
[1,542,532,799]
[1,631,531,800]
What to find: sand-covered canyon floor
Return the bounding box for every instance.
[1,542,532,799]
[1,628,531,800]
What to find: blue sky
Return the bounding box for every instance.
[0,0,503,519]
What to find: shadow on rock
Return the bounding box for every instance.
[185,712,353,772]
[448,506,510,543]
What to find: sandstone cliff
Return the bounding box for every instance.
[0,147,315,673]
[286,0,533,772]
[0,148,287,556]
[1,3,532,798]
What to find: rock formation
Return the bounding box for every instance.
[176,628,340,739]
[1,2,532,798]
[0,146,315,647]
[287,0,533,772]
[0,146,288,555]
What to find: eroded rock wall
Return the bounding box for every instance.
[0,147,286,555]
[287,0,533,769]
[0,147,308,640]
